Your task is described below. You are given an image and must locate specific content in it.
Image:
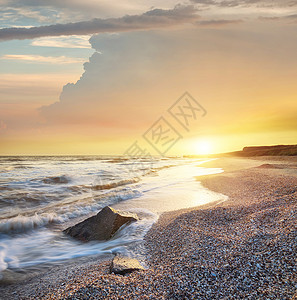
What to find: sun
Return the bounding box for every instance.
[195,140,212,155]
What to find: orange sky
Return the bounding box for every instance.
[0,2,296,155]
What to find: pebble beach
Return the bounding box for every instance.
[1,157,297,299]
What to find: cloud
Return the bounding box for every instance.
[0,2,127,26]
[0,7,60,24]
[40,30,202,129]
[31,35,92,48]
[1,54,86,64]
[39,24,297,137]
[259,13,297,23]
[258,16,282,21]
[191,0,297,8]
[0,5,199,42]
[0,0,153,18]
[0,1,177,27]
[198,19,243,26]
[285,14,297,22]
[0,73,80,112]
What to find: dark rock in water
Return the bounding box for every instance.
[63,206,138,242]
[110,255,144,275]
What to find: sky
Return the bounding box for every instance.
[0,0,296,155]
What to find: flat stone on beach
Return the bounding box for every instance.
[110,256,144,275]
[63,206,138,242]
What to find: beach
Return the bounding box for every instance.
[1,157,297,299]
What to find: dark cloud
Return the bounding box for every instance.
[258,16,281,21]
[259,14,297,22]
[198,19,243,26]
[191,0,297,8]
[0,5,199,41]
[285,14,297,20]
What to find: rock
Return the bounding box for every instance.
[110,255,144,275]
[63,206,138,242]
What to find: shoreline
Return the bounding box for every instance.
[1,157,296,299]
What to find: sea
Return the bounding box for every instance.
[0,156,227,281]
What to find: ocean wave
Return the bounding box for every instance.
[0,192,60,208]
[0,213,62,234]
[42,175,70,184]
[106,158,130,163]
[0,208,156,277]
[68,179,138,195]
[0,157,24,162]
[92,178,140,191]
[13,164,33,169]
[0,186,143,234]
[0,186,12,191]
[0,166,15,173]
[138,164,176,177]
[68,185,91,193]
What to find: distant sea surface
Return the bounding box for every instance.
[0,156,227,279]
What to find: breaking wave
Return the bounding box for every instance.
[42,175,70,184]
[92,178,140,191]
[0,213,61,234]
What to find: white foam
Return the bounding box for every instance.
[0,210,157,272]
[113,163,227,214]
[0,187,143,234]
[0,213,62,234]
[0,245,8,275]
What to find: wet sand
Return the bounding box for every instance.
[1,157,297,299]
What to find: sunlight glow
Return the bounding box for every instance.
[195,140,212,155]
